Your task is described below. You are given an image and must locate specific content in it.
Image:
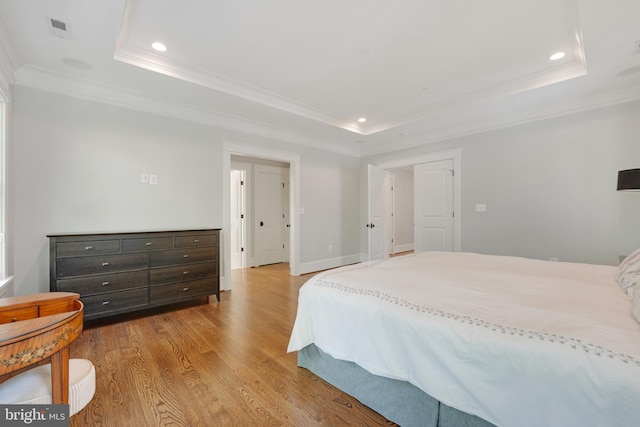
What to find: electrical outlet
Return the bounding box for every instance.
[141,174,149,184]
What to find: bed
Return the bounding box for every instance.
[287,251,640,427]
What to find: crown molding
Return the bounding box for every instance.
[116,0,364,135]
[361,83,640,157]
[0,8,21,101]
[14,65,361,157]
[112,40,586,139]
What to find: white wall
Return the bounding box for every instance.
[364,100,640,266]
[11,86,362,295]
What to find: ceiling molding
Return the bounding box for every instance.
[362,59,588,136]
[114,0,586,139]
[14,65,361,157]
[0,8,20,101]
[113,44,366,135]
[115,0,362,135]
[361,83,640,157]
[113,40,587,139]
[114,45,363,136]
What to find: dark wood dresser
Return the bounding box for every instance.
[47,229,220,321]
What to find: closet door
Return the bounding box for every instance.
[414,159,454,252]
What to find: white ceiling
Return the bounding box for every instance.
[1,0,640,157]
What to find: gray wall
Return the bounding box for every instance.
[364,100,640,266]
[10,86,362,295]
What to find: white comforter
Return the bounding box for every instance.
[287,252,640,427]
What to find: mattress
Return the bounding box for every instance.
[287,252,640,427]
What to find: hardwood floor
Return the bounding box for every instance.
[70,263,395,426]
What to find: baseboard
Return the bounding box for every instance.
[298,254,364,275]
[394,243,414,253]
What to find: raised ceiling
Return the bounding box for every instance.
[1,0,640,156]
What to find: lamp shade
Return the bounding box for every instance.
[617,168,640,191]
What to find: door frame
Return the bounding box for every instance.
[371,148,462,254]
[230,168,246,269]
[222,141,301,291]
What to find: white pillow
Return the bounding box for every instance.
[616,247,640,299]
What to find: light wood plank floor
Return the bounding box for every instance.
[70,263,395,426]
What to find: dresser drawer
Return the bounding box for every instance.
[150,262,217,286]
[150,278,215,303]
[56,239,120,257]
[81,288,149,319]
[149,247,217,267]
[56,252,148,278]
[0,305,39,323]
[55,270,148,295]
[175,233,217,248]
[122,237,174,252]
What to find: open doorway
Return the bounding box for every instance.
[230,156,290,269]
[222,142,301,291]
[387,167,414,256]
[367,148,462,260]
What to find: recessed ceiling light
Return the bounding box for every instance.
[358,117,367,123]
[549,52,565,61]
[152,42,167,52]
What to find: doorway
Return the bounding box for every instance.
[367,148,462,259]
[230,158,290,269]
[222,143,301,291]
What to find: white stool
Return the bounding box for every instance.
[0,358,96,416]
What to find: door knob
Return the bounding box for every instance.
[260,221,264,226]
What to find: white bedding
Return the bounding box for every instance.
[287,252,640,427]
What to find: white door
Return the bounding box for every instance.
[255,165,286,265]
[368,164,388,260]
[230,170,245,269]
[414,159,454,252]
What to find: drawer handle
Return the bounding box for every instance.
[11,317,18,322]
[183,271,189,275]
[193,239,200,243]
[145,242,152,246]
[85,246,93,250]
[102,281,110,286]
[102,262,110,267]
[102,301,110,305]
[183,254,189,258]
[182,287,189,292]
